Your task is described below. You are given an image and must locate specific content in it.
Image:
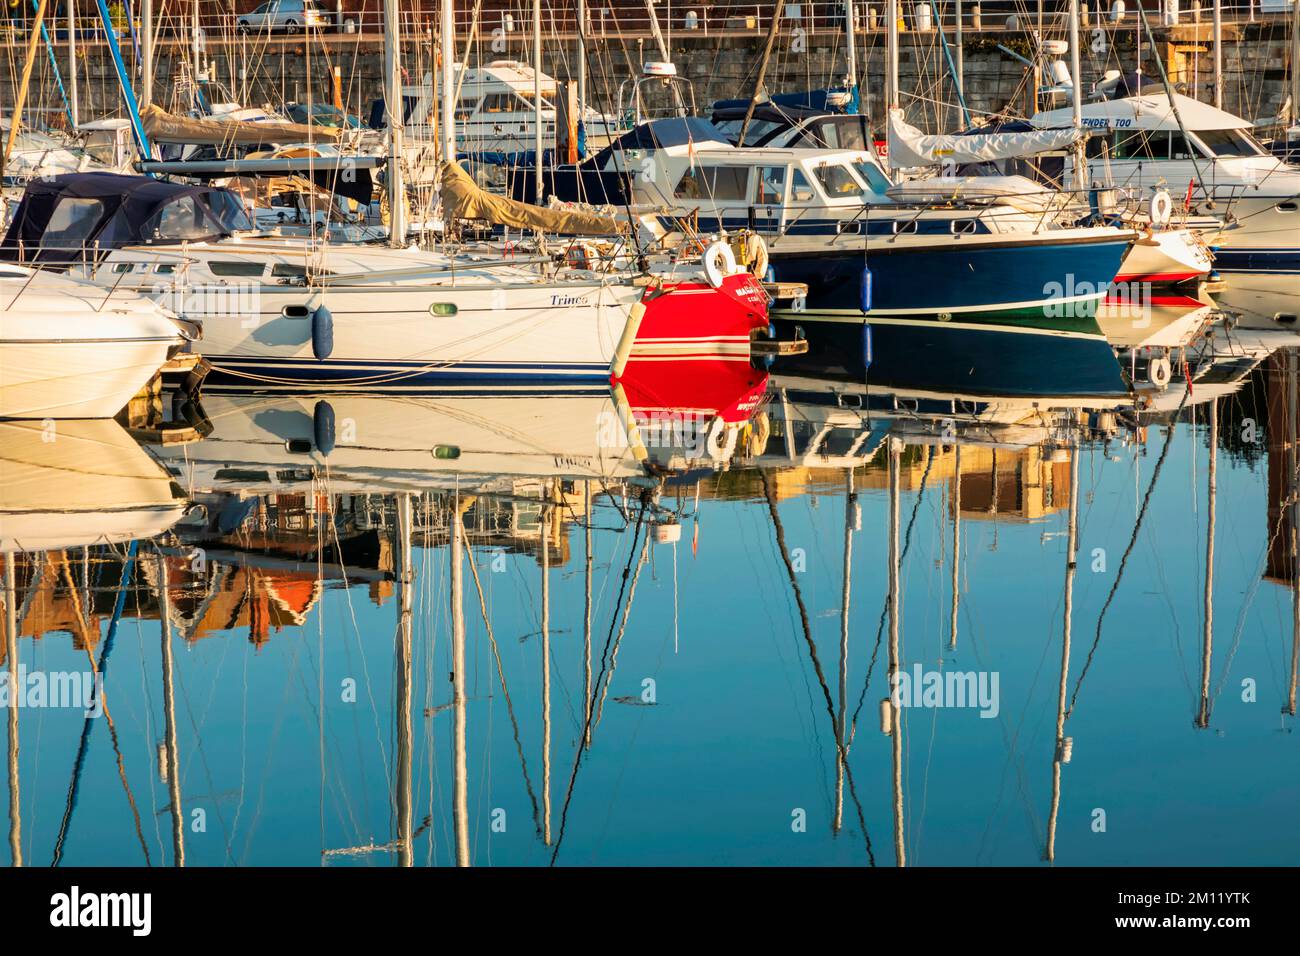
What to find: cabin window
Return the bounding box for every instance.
[1193,128,1264,158]
[852,160,892,196]
[673,166,749,201]
[1169,132,1197,160]
[815,163,864,198]
[754,166,787,205]
[789,168,816,203]
[455,96,480,119]
[142,196,216,242]
[209,261,267,277]
[43,198,105,251]
[481,93,516,113]
[1113,130,1163,159]
[271,263,308,278]
[111,262,135,273]
[154,263,178,274]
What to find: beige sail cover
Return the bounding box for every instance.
[439,161,620,236]
[141,104,340,146]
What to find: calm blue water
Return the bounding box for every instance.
[3,352,1298,868]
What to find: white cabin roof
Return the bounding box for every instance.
[1032,93,1252,132]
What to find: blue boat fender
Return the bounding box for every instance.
[862,324,873,371]
[312,304,334,361]
[313,400,336,456]
[860,266,873,314]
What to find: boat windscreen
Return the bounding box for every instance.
[1193,128,1266,158]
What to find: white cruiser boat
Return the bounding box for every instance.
[1032,93,1300,275]
[0,265,188,419]
[404,60,618,158]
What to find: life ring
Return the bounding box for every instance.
[1149,355,1172,388]
[1148,189,1173,226]
[702,240,737,289]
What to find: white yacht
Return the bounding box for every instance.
[403,60,618,158]
[0,265,189,419]
[1032,93,1300,274]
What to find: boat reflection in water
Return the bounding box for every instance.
[2,326,1298,868]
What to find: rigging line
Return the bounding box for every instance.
[1066,384,1194,721]
[549,490,651,866]
[760,470,875,864]
[847,446,936,749]
[49,538,139,867]
[465,543,543,835]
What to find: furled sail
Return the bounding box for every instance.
[885,108,1082,170]
[141,104,339,147]
[439,161,620,236]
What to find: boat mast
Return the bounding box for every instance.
[156,553,185,866]
[834,469,854,834]
[844,0,858,96]
[577,0,588,122]
[384,0,407,247]
[395,495,414,867]
[887,437,905,867]
[540,488,552,845]
[1289,350,1299,718]
[142,0,153,107]
[441,0,454,166]
[950,445,961,651]
[5,558,20,868]
[1290,0,1300,127]
[737,0,785,147]
[533,0,544,209]
[1069,0,1084,185]
[450,494,471,865]
[1196,400,1217,728]
[887,0,900,112]
[68,0,79,126]
[1212,0,1223,109]
[1045,444,1080,862]
[1,0,50,174]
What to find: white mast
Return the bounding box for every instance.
[450,496,471,866]
[887,0,900,112]
[395,495,414,867]
[845,0,858,93]
[156,554,185,866]
[1212,0,1223,109]
[533,0,544,206]
[577,0,588,120]
[440,0,455,166]
[141,0,153,107]
[68,0,79,125]
[384,0,407,247]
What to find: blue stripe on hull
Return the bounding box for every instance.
[204,356,611,391]
[772,318,1129,399]
[1211,248,1300,274]
[770,238,1131,314]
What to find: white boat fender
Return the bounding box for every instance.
[1149,354,1172,388]
[744,233,769,279]
[704,416,738,460]
[703,240,737,289]
[312,304,334,361]
[314,400,336,456]
[1148,189,1173,226]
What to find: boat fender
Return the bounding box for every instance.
[704,416,738,460]
[745,233,769,279]
[1149,355,1172,388]
[312,305,334,361]
[860,266,873,313]
[702,240,737,289]
[313,400,336,456]
[1148,189,1173,226]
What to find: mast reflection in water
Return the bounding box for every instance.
[1,337,1298,867]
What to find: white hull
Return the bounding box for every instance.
[0,267,185,419]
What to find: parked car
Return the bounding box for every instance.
[237,0,326,35]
